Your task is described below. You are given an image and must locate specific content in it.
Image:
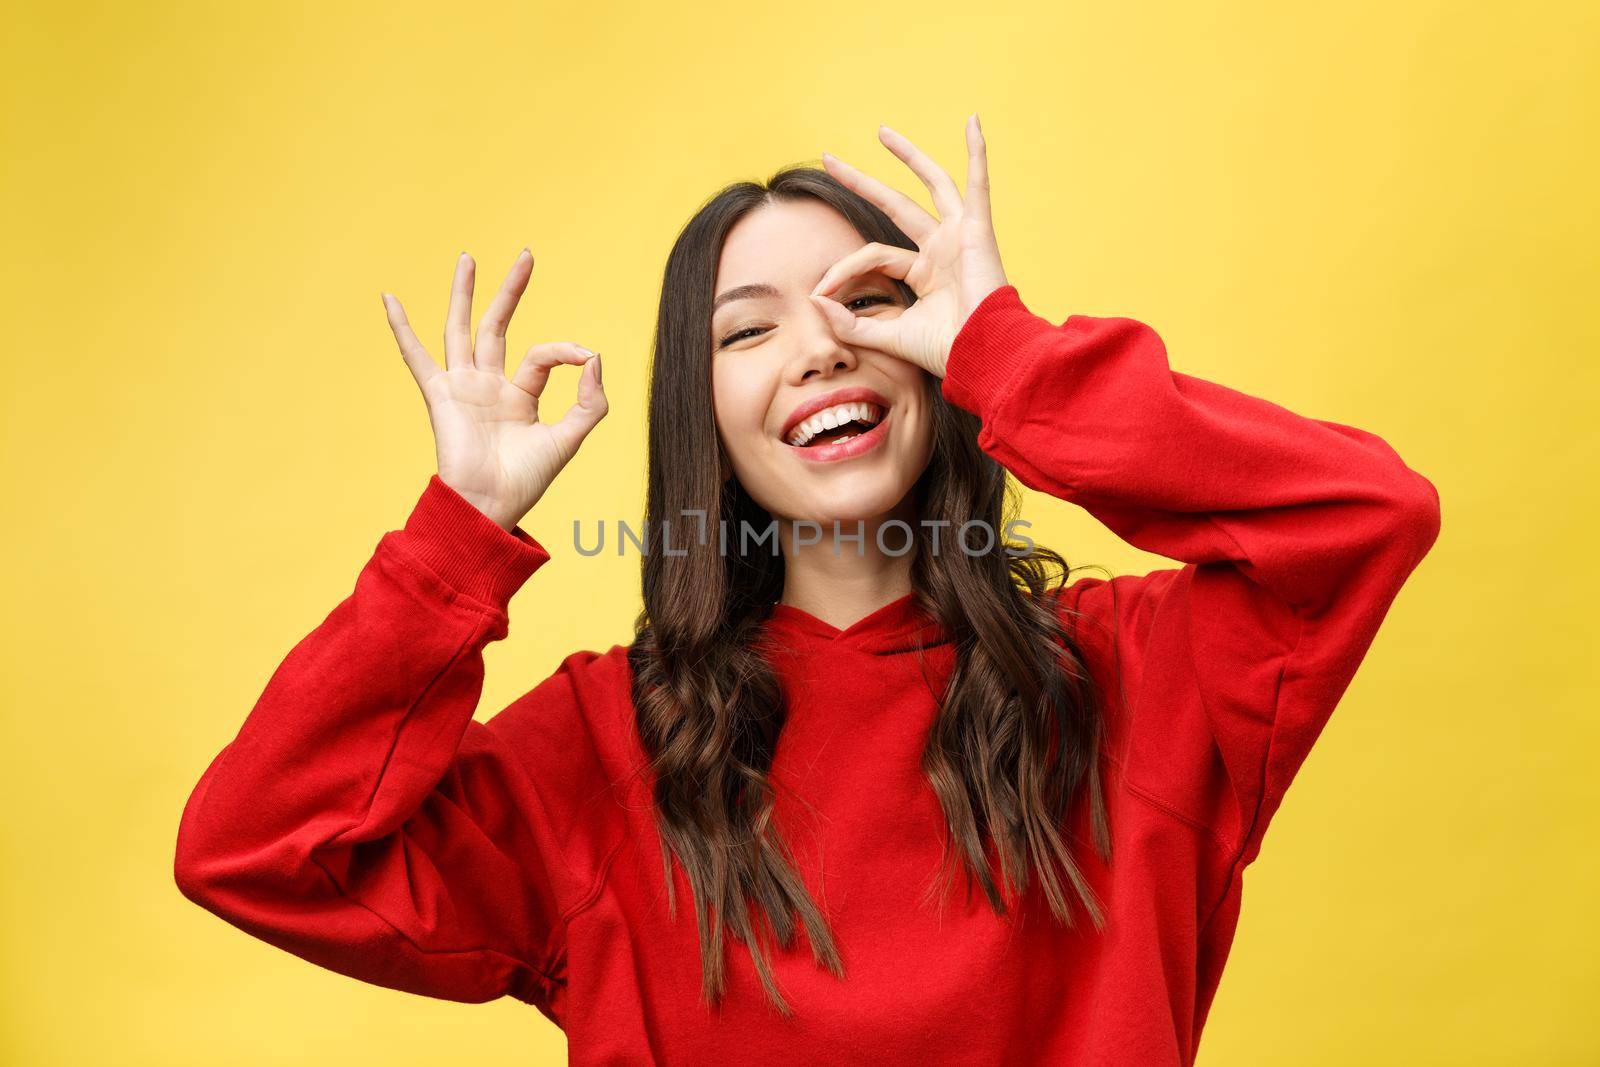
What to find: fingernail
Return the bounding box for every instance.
[576,345,596,356]
[593,353,603,384]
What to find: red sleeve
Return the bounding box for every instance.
[172,475,594,1015]
[941,286,1442,868]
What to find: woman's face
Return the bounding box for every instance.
[710,198,936,525]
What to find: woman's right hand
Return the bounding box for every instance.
[382,250,608,531]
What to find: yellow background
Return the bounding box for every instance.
[2,1,1594,1063]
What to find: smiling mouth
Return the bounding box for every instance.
[784,401,886,448]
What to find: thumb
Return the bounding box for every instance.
[809,294,904,358]
[549,353,609,457]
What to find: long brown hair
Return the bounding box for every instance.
[627,165,1110,1014]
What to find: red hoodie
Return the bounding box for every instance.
[173,285,1441,1065]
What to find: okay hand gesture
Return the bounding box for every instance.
[809,115,1010,378]
[382,251,608,532]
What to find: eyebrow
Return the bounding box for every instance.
[711,282,782,313]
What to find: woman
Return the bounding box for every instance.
[173,117,1441,1064]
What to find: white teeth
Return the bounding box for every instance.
[786,401,884,447]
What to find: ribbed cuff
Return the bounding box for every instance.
[391,475,551,611]
[940,284,1062,418]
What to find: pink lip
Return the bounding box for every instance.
[780,386,893,441]
[787,410,892,464]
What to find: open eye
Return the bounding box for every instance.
[715,293,897,349]
[845,293,897,312]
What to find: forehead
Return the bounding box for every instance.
[715,198,866,291]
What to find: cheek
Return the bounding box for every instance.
[896,377,939,476]
[710,362,770,455]
[887,369,936,442]
[912,403,936,452]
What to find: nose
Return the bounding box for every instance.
[785,303,859,385]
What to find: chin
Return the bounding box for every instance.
[789,474,916,526]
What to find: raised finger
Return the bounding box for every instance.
[475,249,534,375]
[878,124,963,219]
[382,293,441,390]
[510,341,598,404]
[444,252,475,370]
[820,153,938,242]
[811,242,916,298]
[964,114,993,227]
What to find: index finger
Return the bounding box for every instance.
[510,341,598,401]
[811,242,916,298]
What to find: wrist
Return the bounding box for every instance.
[442,481,524,533]
[940,284,1049,416]
[394,476,550,610]
[929,281,1008,379]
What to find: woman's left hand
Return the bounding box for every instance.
[809,115,1010,379]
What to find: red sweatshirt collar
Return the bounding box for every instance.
[760,593,950,655]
